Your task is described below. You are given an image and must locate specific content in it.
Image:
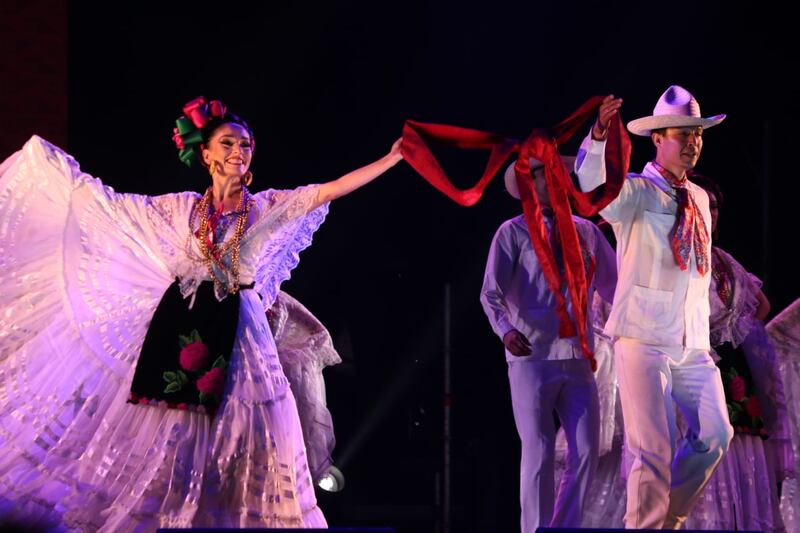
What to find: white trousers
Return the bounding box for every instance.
[507,358,599,533]
[614,338,734,529]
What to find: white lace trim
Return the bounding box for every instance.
[710,247,762,348]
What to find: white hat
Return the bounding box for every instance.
[504,155,576,199]
[627,85,725,136]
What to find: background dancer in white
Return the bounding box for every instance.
[481,155,617,532]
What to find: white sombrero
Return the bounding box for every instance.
[627,85,726,136]
[504,155,576,199]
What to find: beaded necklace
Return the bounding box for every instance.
[188,186,254,295]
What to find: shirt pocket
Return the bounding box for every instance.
[639,210,678,290]
[630,285,673,328]
[643,209,675,226]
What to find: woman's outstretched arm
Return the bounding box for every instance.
[312,138,403,210]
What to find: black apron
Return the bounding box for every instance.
[128,280,251,415]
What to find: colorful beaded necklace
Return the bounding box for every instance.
[189,186,254,295]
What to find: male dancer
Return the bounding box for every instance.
[575,86,733,529]
[481,155,616,532]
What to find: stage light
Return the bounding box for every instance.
[317,465,345,492]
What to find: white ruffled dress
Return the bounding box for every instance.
[767,298,800,532]
[686,247,794,533]
[0,136,330,530]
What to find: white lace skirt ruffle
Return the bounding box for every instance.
[686,433,785,532]
[1,293,325,531]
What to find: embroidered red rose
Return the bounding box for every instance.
[746,395,762,418]
[728,376,746,402]
[179,341,211,372]
[196,367,226,396]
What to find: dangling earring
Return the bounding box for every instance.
[242,171,253,187]
[208,160,221,176]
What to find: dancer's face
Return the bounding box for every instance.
[532,168,551,208]
[654,126,703,172]
[202,123,253,177]
[706,189,719,234]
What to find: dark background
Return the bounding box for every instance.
[2,2,798,531]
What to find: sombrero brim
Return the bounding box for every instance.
[627,114,726,136]
[504,155,577,200]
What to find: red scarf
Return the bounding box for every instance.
[651,161,710,275]
[400,96,630,368]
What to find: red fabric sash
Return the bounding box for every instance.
[400,96,630,367]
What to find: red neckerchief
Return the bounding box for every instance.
[651,160,710,275]
[400,97,631,369]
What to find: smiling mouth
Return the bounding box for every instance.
[226,159,245,165]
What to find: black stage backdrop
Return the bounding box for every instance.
[2,1,799,532]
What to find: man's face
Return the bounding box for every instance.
[654,126,703,172]
[532,168,551,207]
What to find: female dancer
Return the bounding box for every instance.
[0,96,401,530]
[684,175,793,532]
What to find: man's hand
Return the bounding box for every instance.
[503,329,532,356]
[592,95,623,140]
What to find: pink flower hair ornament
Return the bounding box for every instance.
[172,96,227,167]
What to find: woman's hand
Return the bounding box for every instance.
[387,137,404,164]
